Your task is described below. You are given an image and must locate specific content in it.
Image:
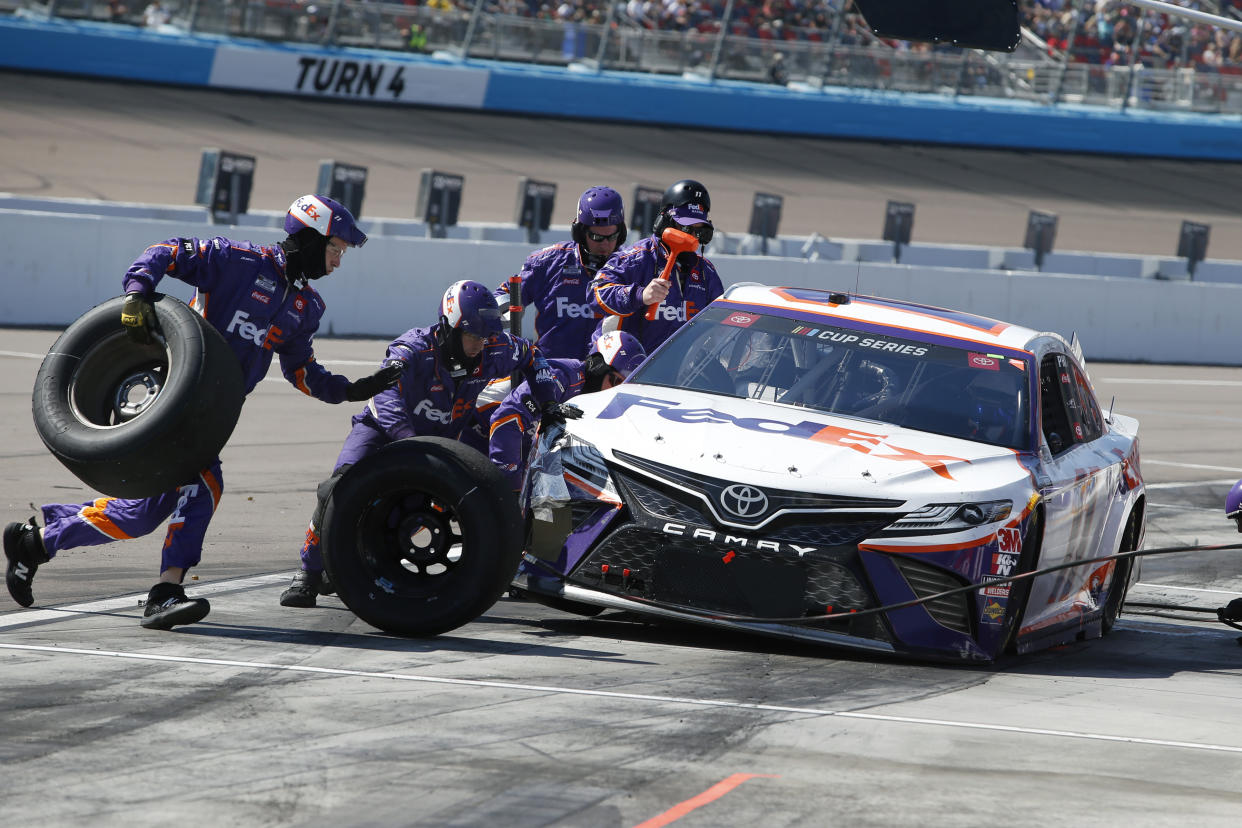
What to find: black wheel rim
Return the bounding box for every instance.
[354,488,470,592]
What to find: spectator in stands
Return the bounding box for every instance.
[143,0,169,27]
[768,50,790,85]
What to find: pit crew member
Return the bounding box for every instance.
[494,186,627,359]
[279,279,577,608]
[589,178,723,354]
[4,195,399,629]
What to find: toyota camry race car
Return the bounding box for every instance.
[515,284,1145,661]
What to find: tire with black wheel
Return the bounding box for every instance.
[1001,508,1044,655]
[32,294,246,498]
[321,437,524,637]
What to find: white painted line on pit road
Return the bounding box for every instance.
[1145,479,1238,490]
[0,350,45,359]
[0,641,1240,755]
[0,573,290,630]
[1143,459,1242,473]
[1137,582,1242,596]
[1100,377,1242,387]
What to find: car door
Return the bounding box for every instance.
[1023,350,1119,635]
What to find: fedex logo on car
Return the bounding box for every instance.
[597,393,967,479]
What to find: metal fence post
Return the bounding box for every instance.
[323,0,344,45]
[819,4,846,87]
[1050,0,1084,104]
[1121,15,1146,112]
[461,0,486,58]
[706,0,736,80]
[594,0,619,68]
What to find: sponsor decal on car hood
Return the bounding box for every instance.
[568,387,1027,494]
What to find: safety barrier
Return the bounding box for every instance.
[6,202,1242,366]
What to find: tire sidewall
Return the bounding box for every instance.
[322,437,522,637]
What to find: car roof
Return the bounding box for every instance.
[720,284,1041,354]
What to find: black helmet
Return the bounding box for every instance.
[661,179,710,213]
[653,179,713,246]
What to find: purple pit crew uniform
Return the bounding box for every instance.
[39,237,351,574]
[296,324,560,573]
[589,235,723,354]
[489,358,586,491]
[495,241,601,359]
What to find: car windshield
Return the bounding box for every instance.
[629,304,1032,450]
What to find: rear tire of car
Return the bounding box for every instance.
[32,294,246,498]
[321,437,523,637]
[1001,508,1043,655]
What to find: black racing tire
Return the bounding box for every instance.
[32,294,246,498]
[321,437,524,637]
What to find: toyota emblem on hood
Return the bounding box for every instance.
[720,484,768,519]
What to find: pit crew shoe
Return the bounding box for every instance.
[141,582,210,630]
[279,569,326,608]
[4,517,49,608]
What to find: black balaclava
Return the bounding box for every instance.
[279,227,329,285]
[582,351,612,394]
[436,320,481,379]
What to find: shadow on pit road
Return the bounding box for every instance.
[2,329,1241,827]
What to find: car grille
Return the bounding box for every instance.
[569,523,890,642]
[617,472,707,523]
[614,470,894,548]
[892,556,972,635]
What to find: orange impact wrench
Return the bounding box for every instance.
[645,226,702,321]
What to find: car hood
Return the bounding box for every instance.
[568,385,1032,499]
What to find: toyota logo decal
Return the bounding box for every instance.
[720,484,768,519]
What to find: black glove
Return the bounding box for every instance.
[540,401,583,424]
[120,292,156,345]
[345,359,404,402]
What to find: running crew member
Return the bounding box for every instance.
[4,195,399,629]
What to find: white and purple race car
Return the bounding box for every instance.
[514,284,1146,661]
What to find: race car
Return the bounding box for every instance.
[515,284,1145,661]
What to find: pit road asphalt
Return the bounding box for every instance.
[2,76,1241,827]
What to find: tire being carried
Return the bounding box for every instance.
[321,437,524,637]
[32,294,246,499]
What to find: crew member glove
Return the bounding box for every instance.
[120,292,156,345]
[345,359,404,402]
[540,401,583,424]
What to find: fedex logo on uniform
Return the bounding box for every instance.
[413,399,452,424]
[652,304,687,323]
[555,297,595,319]
[227,310,278,349]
